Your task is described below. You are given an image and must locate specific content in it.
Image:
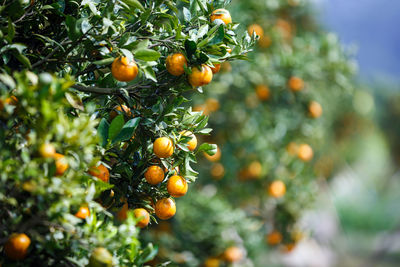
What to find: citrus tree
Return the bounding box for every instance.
[144,0,356,266]
[0,0,254,265]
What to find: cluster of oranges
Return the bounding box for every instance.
[203,246,244,267]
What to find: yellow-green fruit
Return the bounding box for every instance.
[88,247,113,267]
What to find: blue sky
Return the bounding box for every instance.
[314,0,400,81]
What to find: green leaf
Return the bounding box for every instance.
[108,114,125,141]
[197,24,209,39]
[143,66,157,82]
[7,19,15,42]
[121,0,145,11]
[15,54,31,69]
[209,25,225,45]
[197,143,217,155]
[98,118,109,147]
[184,39,197,58]
[120,48,133,62]
[134,49,161,61]
[182,7,191,22]
[93,57,114,66]
[65,16,81,41]
[112,118,141,143]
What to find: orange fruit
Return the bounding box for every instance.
[117,201,129,221]
[75,206,90,219]
[89,247,113,267]
[205,98,220,112]
[308,101,323,118]
[248,161,262,179]
[204,257,220,267]
[297,144,313,162]
[210,163,225,179]
[286,142,298,156]
[4,233,31,260]
[39,143,56,158]
[266,230,282,245]
[54,153,68,176]
[144,165,165,185]
[268,180,286,198]
[259,35,272,48]
[282,243,296,253]
[275,19,292,40]
[210,8,232,25]
[133,208,150,228]
[88,164,110,183]
[210,63,221,74]
[255,85,271,101]
[204,145,221,162]
[180,131,197,151]
[248,24,264,38]
[153,137,174,158]
[1,96,18,110]
[223,246,243,263]
[188,65,213,87]
[288,76,304,92]
[155,198,176,220]
[111,56,138,82]
[166,53,187,76]
[167,175,188,198]
[109,104,132,121]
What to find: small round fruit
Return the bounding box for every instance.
[308,101,323,118]
[109,104,132,121]
[286,142,298,156]
[204,257,220,267]
[297,144,313,162]
[153,137,174,158]
[75,206,90,219]
[155,198,176,220]
[166,53,188,76]
[288,76,304,92]
[205,98,220,113]
[111,56,138,82]
[266,230,282,245]
[248,24,264,38]
[54,153,68,176]
[39,143,56,158]
[117,201,129,221]
[88,164,110,183]
[133,208,150,228]
[180,131,197,151]
[210,63,221,74]
[144,165,165,185]
[4,233,31,260]
[210,9,232,25]
[204,145,221,162]
[167,175,188,198]
[88,247,113,267]
[255,85,271,101]
[224,246,243,263]
[268,180,286,198]
[248,161,262,178]
[210,163,225,179]
[188,65,213,87]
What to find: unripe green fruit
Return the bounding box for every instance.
[88,247,113,267]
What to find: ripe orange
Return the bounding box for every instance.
[223,246,243,263]
[210,163,225,179]
[180,131,197,151]
[266,230,282,245]
[167,175,188,197]
[275,19,293,40]
[210,8,232,25]
[153,137,174,158]
[88,164,110,183]
[259,35,272,48]
[286,142,298,156]
[144,165,165,185]
[204,145,221,162]
[109,104,132,121]
[210,63,221,74]
[117,201,129,221]
[255,85,271,101]
[205,98,220,112]
[268,180,286,198]
[248,161,262,178]
[54,153,68,176]
[39,143,56,158]
[155,198,176,220]
[166,53,188,76]
[248,24,264,39]
[111,56,138,82]
[75,206,90,219]
[188,65,213,87]
[288,76,304,92]
[133,208,150,228]
[297,144,313,162]
[4,233,31,260]
[308,101,323,118]
[204,257,220,267]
